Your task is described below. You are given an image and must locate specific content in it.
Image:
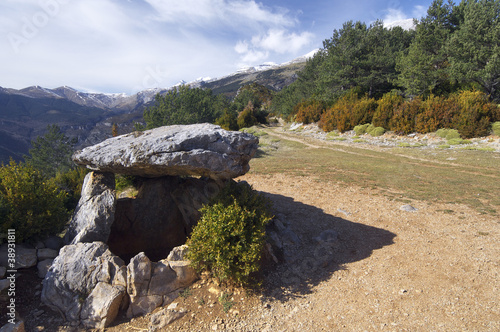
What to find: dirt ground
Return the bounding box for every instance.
[6,129,500,331]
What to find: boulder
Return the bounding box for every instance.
[72,123,259,180]
[0,245,37,269]
[37,248,58,261]
[64,172,116,245]
[80,282,126,329]
[41,242,126,327]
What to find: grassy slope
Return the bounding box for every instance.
[246,126,500,216]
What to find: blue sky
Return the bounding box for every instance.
[0,0,433,94]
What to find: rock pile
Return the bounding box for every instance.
[40,124,258,328]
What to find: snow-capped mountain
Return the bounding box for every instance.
[1,49,317,112]
[0,50,315,164]
[384,18,416,31]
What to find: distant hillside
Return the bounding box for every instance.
[0,52,313,164]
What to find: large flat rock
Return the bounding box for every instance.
[73,123,259,180]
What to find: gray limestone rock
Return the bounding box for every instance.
[37,248,58,261]
[0,245,37,269]
[80,282,126,329]
[64,172,116,245]
[72,123,259,180]
[149,308,187,331]
[41,242,126,326]
[126,251,198,318]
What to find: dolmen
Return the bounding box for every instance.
[41,123,259,328]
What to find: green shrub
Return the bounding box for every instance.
[447,138,471,145]
[492,122,500,136]
[186,181,272,286]
[216,109,239,131]
[0,160,68,243]
[52,167,88,212]
[436,128,461,140]
[237,107,258,129]
[367,126,385,137]
[353,123,370,135]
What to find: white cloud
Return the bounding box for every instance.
[234,40,249,54]
[0,0,313,92]
[251,29,314,54]
[143,0,295,28]
[383,8,408,26]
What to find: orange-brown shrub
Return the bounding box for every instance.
[372,92,404,129]
[450,90,499,138]
[389,97,422,134]
[318,90,377,133]
[294,99,325,124]
[415,95,459,133]
[351,96,378,127]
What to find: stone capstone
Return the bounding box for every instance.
[41,242,127,328]
[72,123,259,180]
[64,172,116,245]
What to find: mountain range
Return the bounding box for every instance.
[0,50,316,164]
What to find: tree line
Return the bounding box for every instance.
[271,0,500,134]
[143,0,499,137]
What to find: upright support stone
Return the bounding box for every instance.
[64,172,116,245]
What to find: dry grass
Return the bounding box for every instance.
[250,126,500,216]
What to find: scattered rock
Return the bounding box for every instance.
[72,123,259,180]
[166,245,189,262]
[400,205,418,212]
[149,307,187,332]
[337,208,351,217]
[37,248,58,261]
[0,245,37,269]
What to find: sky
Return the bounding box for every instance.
[0,0,433,94]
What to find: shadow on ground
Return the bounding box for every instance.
[260,192,396,302]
